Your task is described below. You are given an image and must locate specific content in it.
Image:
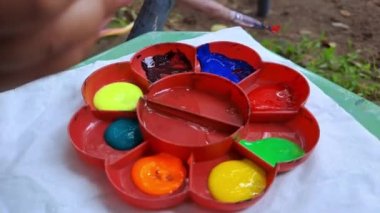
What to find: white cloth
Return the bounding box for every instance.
[1,27,379,213]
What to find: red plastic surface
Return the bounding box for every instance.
[239,62,310,121]
[105,142,189,210]
[68,41,320,211]
[82,62,149,120]
[241,107,320,172]
[104,141,276,211]
[130,42,199,82]
[68,106,127,168]
[189,143,277,211]
[137,72,251,161]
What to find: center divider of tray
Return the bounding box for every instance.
[141,97,242,133]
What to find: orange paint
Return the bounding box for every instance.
[131,153,186,196]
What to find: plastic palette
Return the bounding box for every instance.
[68,41,320,211]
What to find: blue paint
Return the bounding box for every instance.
[104,118,143,150]
[196,44,256,83]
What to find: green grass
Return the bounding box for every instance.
[106,7,135,28]
[260,36,380,104]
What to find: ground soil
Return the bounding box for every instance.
[167,0,380,64]
[93,0,380,104]
[96,0,380,64]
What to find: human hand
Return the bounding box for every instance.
[0,0,132,91]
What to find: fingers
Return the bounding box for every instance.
[36,35,97,76]
[50,0,107,51]
[0,29,54,71]
[0,0,75,35]
[230,11,263,28]
[0,0,129,73]
[0,0,132,35]
[0,0,133,91]
[0,35,96,92]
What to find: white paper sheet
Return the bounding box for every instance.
[1,27,379,213]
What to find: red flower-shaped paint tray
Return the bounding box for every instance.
[68,41,319,211]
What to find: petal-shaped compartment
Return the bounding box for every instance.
[67,42,321,211]
[105,142,189,210]
[196,41,262,83]
[240,107,320,172]
[137,73,251,161]
[189,143,277,211]
[130,43,198,83]
[82,62,149,120]
[239,62,310,121]
[68,106,130,167]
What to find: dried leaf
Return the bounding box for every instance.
[331,22,350,30]
[340,10,351,17]
[211,24,228,32]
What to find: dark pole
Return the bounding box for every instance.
[257,0,271,18]
[127,0,175,41]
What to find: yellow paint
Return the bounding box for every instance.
[208,159,267,203]
[94,82,143,111]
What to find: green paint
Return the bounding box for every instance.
[240,138,305,167]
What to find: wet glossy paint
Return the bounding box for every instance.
[248,84,296,111]
[104,118,143,150]
[197,44,256,83]
[141,50,193,83]
[240,138,305,167]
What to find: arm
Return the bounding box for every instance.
[177,0,271,29]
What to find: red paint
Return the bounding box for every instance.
[270,25,281,33]
[67,42,320,211]
[239,62,310,121]
[248,83,295,111]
